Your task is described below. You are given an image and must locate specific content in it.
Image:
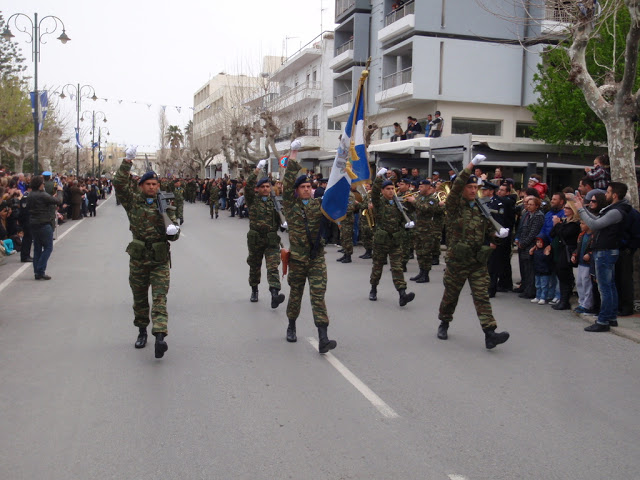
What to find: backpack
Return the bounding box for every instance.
[621,206,640,250]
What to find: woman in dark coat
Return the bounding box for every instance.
[549,203,581,310]
[515,195,545,299]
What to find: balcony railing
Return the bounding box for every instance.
[265,82,322,108]
[382,67,412,90]
[336,0,356,17]
[336,38,354,56]
[385,0,415,27]
[274,129,320,143]
[544,4,571,22]
[334,90,352,107]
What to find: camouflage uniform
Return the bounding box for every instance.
[438,167,498,330]
[173,185,185,221]
[114,160,179,335]
[412,193,444,273]
[209,184,220,218]
[431,203,445,261]
[283,159,329,326]
[359,192,374,253]
[370,176,407,290]
[340,192,357,255]
[245,172,282,290]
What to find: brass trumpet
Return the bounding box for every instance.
[435,181,451,203]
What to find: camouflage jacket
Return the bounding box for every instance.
[209,185,220,201]
[412,193,444,231]
[283,159,325,261]
[342,192,357,226]
[245,172,280,234]
[114,160,178,243]
[173,186,184,203]
[445,167,494,256]
[371,176,405,235]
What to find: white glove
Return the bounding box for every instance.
[471,154,486,166]
[290,139,302,151]
[280,221,288,230]
[376,167,388,177]
[166,224,180,235]
[405,221,415,229]
[257,159,268,169]
[496,227,509,239]
[125,145,137,160]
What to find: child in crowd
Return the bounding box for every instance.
[573,221,595,314]
[530,237,553,304]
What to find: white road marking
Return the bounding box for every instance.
[0,194,113,293]
[448,475,469,480]
[306,337,399,419]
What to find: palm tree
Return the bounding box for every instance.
[166,125,184,151]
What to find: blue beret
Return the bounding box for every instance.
[467,175,479,185]
[397,178,411,184]
[256,177,270,187]
[42,171,52,177]
[420,179,431,186]
[382,180,394,188]
[138,171,158,185]
[294,175,311,189]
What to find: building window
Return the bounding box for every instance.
[451,118,502,136]
[380,125,394,139]
[516,122,537,138]
[328,119,342,131]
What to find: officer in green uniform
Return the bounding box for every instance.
[396,178,414,271]
[436,155,511,349]
[337,190,358,263]
[368,169,415,307]
[404,179,444,283]
[245,161,286,307]
[358,185,374,259]
[173,180,185,225]
[114,146,181,359]
[209,179,220,219]
[282,141,336,354]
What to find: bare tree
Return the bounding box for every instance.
[157,107,169,175]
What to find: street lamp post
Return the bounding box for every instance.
[1,13,70,175]
[59,84,97,177]
[97,127,110,177]
[82,110,107,178]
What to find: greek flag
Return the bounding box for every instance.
[30,91,48,132]
[320,74,370,223]
[99,151,104,163]
[75,128,83,149]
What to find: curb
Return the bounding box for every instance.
[573,311,640,344]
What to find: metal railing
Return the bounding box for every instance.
[544,4,571,22]
[336,38,354,56]
[274,129,320,143]
[266,82,322,107]
[336,0,356,17]
[385,0,415,27]
[382,67,412,90]
[333,90,352,107]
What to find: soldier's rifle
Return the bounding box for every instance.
[157,191,177,231]
[392,193,415,229]
[260,157,288,231]
[476,195,504,234]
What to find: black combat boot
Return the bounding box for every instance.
[317,325,337,354]
[360,249,372,259]
[338,248,345,254]
[135,327,147,349]
[250,286,259,302]
[270,287,285,309]
[437,321,449,340]
[180,218,184,225]
[552,284,572,310]
[432,255,440,266]
[336,254,346,262]
[398,289,415,307]
[154,333,168,358]
[341,254,352,263]
[416,270,430,283]
[484,328,510,349]
[286,318,297,342]
[410,269,424,281]
[402,262,407,272]
[369,285,377,301]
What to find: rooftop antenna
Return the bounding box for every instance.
[320,0,327,34]
[284,35,299,59]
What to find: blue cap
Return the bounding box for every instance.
[419,179,432,186]
[42,171,52,177]
[256,177,270,187]
[138,171,158,185]
[467,175,479,185]
[382,180,394,188]
[294,175,311,189]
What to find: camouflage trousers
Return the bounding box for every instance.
[176,202,184,220]
[432,224,444,257]
[402,229,414,264]
[209,199,219,217]
[247,239,281,290]
[286,256,329,326]
[438,259,496,330]
[129,258,170,335]
[414,230,433,272]
[340,222,354,255]
[360,219,373,250]
[370,243,406,290]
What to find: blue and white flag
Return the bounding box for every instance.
[99,151,104,163]
[321,74,370,223]
[30,91,48,132]
[75,128,83,149]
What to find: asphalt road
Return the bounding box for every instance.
[1,196,639,480]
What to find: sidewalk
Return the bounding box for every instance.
[574,308,640,343]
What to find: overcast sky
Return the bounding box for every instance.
[4,0,336,153]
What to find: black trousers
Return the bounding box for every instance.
[518,251,535,297]
[20,224,32,261]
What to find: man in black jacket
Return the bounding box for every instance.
[26,175,61,280]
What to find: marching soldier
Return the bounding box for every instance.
[282,141,336,354]
[337,188,358,263]
[173,179,185,225]
[368,168,415,307]
[396,178,414,271]
[114,146,181,359]
[436,155,511,349]
[358,183,374,259]
[245,161,286,308]
[209,179,220,219]
[404,179,444,283]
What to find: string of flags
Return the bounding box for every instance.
[52,91,195,114]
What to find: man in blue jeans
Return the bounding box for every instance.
[25,176,61,280]
[570,182,632,332]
